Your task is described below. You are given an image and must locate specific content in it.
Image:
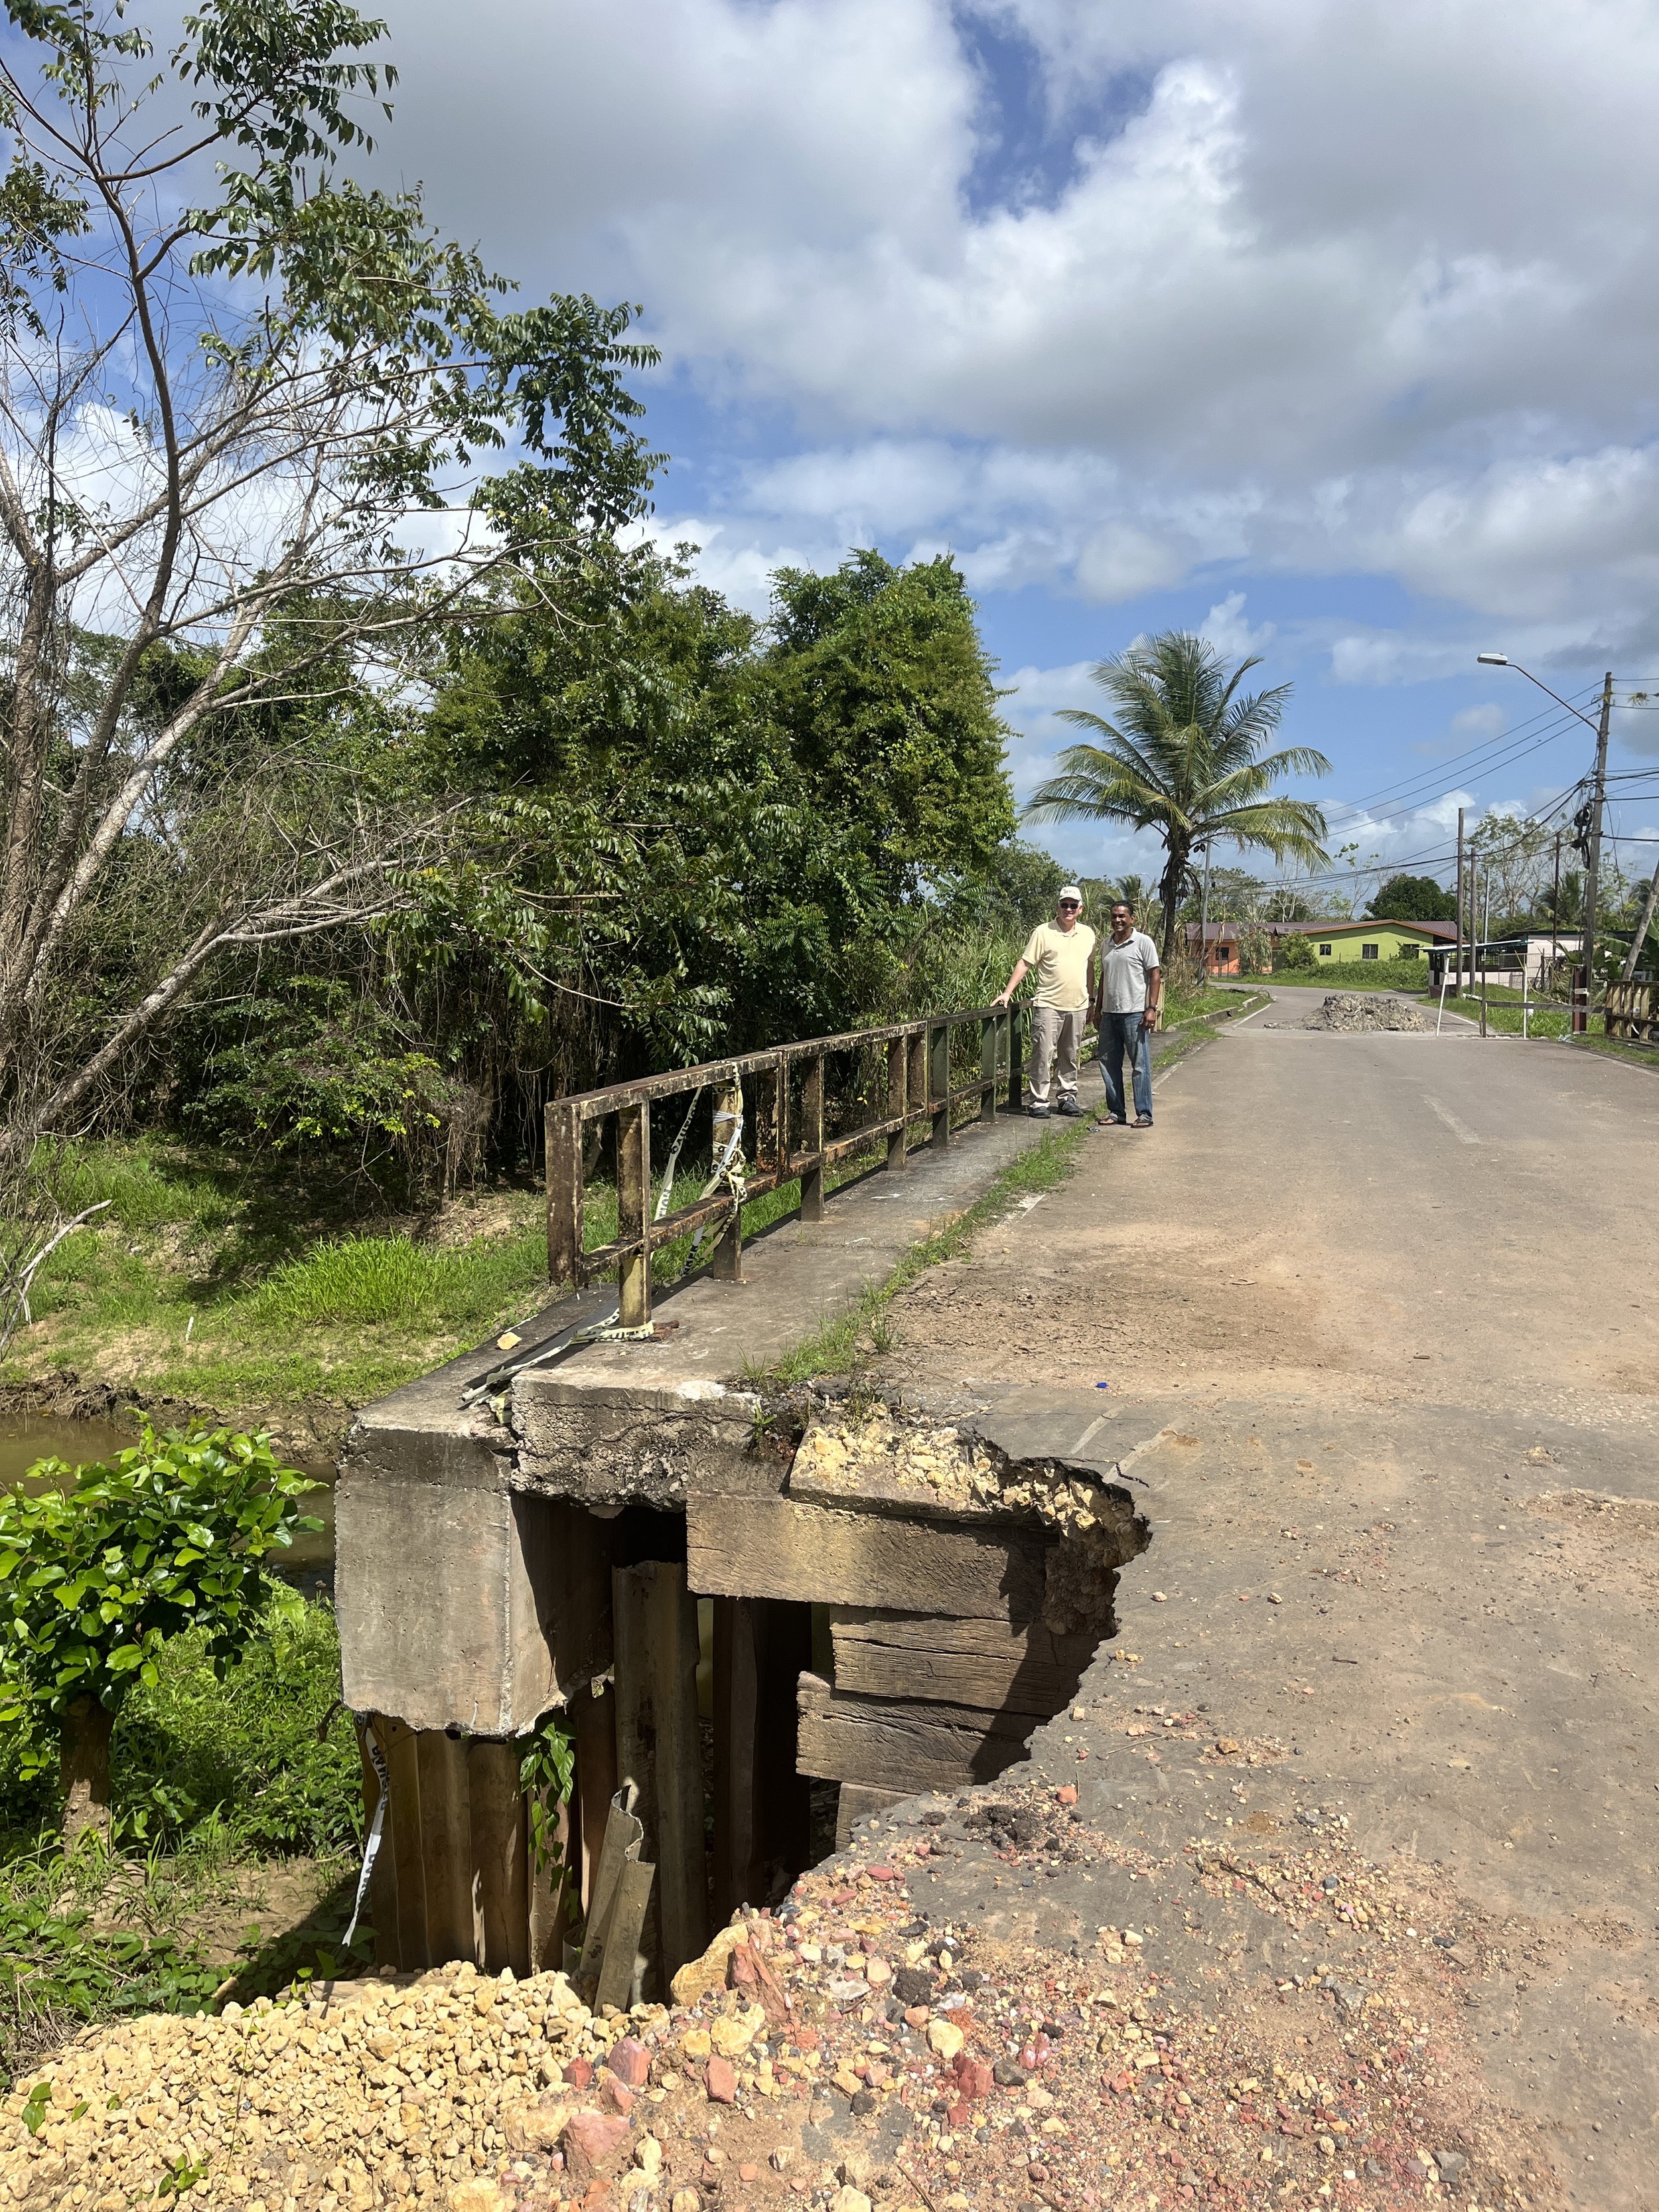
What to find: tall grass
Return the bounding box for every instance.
[248,1229,545,1330]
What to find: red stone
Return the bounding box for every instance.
[559,2110,631,2185]
[707,2057,737,2104]
[604,2037,650,2088]
[599,2076,635,2117]
[1054,1785,1078,1806]
[1106,2071,1134,2096]
[954,2058,994,2101]
[794,2028,821,2052]
[868,1865,897,1881]
[946,2101,970,2126]
[739,2166,760,2183]
[563,2057,595,2090]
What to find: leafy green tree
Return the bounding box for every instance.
[1274,930,1318,971]
[0,1427,318,1846]
[1366,875,1457,922]
[1023,633,1330,962]
[763,552,1016,900]
[0,0,659,1152]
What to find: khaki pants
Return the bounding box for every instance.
[1027,1004,1083,1108]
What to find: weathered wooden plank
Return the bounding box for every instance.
[467,1737,530,1978]
[796,1673,1034,1793]
[829,1609,1093,1716]
[527,1787,573,1974]
[713,1597,812,1922]
[835,1783,907,1849]
[379,1716,429,1972]
[572,1684,618,1917]
[613,1560,711,1989]
[686,1493,1048,1623]
[595,1858,656,2013]
[358,1720,400,1970]
[415,1730,474,1964]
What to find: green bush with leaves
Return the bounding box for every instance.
[0,1427,320,1845]
[1273,931,1318,971]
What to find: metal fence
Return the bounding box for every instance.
[545,1006,1021,1326]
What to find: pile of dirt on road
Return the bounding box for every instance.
[1306,993,1435,1033]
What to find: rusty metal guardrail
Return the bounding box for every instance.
[545,1005,1022,1326]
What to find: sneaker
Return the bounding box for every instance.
[1027,1104,1051,1118]
[1056,1097,1082,1117]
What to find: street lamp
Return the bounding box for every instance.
[1477,654,1613,1032]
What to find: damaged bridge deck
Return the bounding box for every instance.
[336,1096,1155,1996]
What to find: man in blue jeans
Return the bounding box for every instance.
[1094,899,1161,1127]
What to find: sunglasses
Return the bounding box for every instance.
[1058,899,1080,909]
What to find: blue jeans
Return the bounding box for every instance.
[1100,1012,1153,1121]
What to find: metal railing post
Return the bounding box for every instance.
[885,1037,907,1171]
[907,1029,928,1151]
[616,1101,652,1327]
[1005,1007,1023,1112]
[546,1100,582,1286]
[711,1078,745,1282]
[979,1014,998,1122]
[930,1021,951,1150]
[801,1052,826,1221]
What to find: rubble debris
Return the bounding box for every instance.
[3,1776,1565,2212]
[1298,994,1436,1033]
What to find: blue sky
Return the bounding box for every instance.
[366,0,1659,899]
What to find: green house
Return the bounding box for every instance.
[1286,919,1457,966]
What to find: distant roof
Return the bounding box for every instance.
[1283,917,1458,941]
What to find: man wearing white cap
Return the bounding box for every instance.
[995,886,1097,1118]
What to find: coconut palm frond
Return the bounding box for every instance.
[1019,631,1327,960]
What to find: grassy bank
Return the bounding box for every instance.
[7,1135,891,1439]
[0,1585,362,2087]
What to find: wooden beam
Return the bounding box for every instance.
[687,1491,1049,1622]
[613,1560,711,1991]
[572,1684,618,1919]
[885,1036,907,1171]
[379,1716,428,1972]
[835,1783,907,1849]
[468,1737,530,1978]
[358,1720,399,1970]
[828,1609,1094,1716]
[800,1056,826,1222]
[415,1730,474,1964]
[712,1597,812,1923]
[796,1672,1034,1794]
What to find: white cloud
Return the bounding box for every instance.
[359,0,1659,650]
[1451,703,1506,737]
[1198,591,1274,659]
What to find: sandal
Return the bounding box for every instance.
[1133,1114,1154,1128]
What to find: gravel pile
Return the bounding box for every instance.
[4,1772,1563,2212]
[1305,994,1435,1033]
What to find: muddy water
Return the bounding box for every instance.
[0,1412,337,1593]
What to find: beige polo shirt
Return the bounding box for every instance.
[1020,921,1096,1010]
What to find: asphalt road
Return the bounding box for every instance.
[877,992,1659,2207]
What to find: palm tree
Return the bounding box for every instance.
[1024,632,1332,964]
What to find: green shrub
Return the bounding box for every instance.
[0,1425,321,1842]
[110,1588,360,1856]
[1273,932,1317,971]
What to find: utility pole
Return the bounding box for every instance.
[1551,831,1561,980]
[1576,670,1614,1035]
[1454,808,1465,999]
